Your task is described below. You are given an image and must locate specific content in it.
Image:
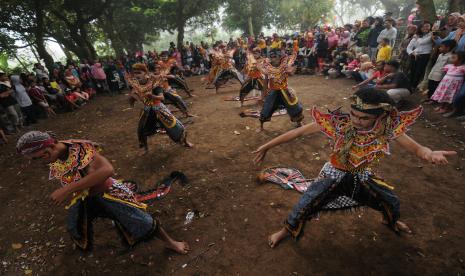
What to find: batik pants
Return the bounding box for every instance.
[137,103,186,149]
[260,89,303,123]
[67,195,158,250]
[284,167,400,239]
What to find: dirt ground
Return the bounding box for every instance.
[1,75,465,276]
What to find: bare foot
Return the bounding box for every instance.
[268,228,289,248]
[382,220,412,234]
[184,141,194,148]
[256,127,264,133]
[295,122,303,128]
[138,148,148,156]
[187,113,198,118]
[396,221,413,234]
[166,240,190,255]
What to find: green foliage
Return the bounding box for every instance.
[274,0,334,31]
[223,0,276,35]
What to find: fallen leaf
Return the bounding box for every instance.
[12,243,22,250]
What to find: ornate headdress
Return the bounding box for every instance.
[350,95,392,115]
[17,131,56,154]
[132,63,148,72]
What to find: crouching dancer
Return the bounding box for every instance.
[17,131,190,253]
[253,88,456,248]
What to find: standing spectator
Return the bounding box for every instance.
[33,63,49,80]
[353,19,371,53]
[426,40,456,100]
[367,17,384,60]
[327,29,339,53]
[316,33,329,73]
[90,62,108,93]
[398,25,418,74]
[0,71,22,130]
[377,19,398,48]
[434,14,465,52]
[430,51,465,114]
[10,75,36,125]
[439,12,461,37]
[407,21,433,89]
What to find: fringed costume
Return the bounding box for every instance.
[283,103,423,239]
[126,74,186,150]
[239,51,265,104]
[258,51,304,124]
[49,140,158,250]
[158,58,192,95]
[208,48,244,89]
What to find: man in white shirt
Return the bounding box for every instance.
[377,19,398,48]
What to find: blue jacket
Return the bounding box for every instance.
[435,31,465,51]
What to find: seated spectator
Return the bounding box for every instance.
[341,53,360,78]
[353,61,386,89]
[375,60,412,103]
[0,71,22,130]
[64,69,81,90]
[33,63,49,80]
[28,80,56,117]
[42,77,67,109]
[430,51,465,115]
[376,38,392,62]
[10,75,36,125]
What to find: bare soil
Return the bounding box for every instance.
[1,75,464,276]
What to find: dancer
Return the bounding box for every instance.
[126,63,192,156]
[253,88,456,248]
[239,48,265,107]
[151,64,195,118]
[207,43,244,92]
[158,51,193,97]
[16,131,190,253]
[257,49,304,131]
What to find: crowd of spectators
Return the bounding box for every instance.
[1,8,465,144]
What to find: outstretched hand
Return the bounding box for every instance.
[252,146,268,165]
[426,150,457,165]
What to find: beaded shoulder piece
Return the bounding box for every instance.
[49,140,97,186]
[312,106,422,170]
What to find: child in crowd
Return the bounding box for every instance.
[352,61,386,90]
[376,38,392,62]
[341,53,360,78]
[426,40,456,100]
[431,51,465,114]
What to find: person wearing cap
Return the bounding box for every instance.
[239,47,265,106]
[253,88,456,248]
[256,48,304,131]
[125,63,193,156]
[16,131,190,254]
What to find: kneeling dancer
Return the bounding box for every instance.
[126,63,192,156]
[17,131,190,253]
[253,88,456,248]
[257,49,303,131]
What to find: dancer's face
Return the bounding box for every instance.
[26,144,61,165]
[350,108,378,130]
[161,55,168,61]
[270,55,280,66]
[133,69,146,80]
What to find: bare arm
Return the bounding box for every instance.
[253,123,320,164]
[394,133,456,164]
[50,152,115,204]
[65,152,114,194]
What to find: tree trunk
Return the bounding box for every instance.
[379,0,401,18]
[177,20,185,50]
[417,0,437,23]
[34,4,55,72]
[448,0,465,13]
[247,16,254,36]
[58,43,73,60]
